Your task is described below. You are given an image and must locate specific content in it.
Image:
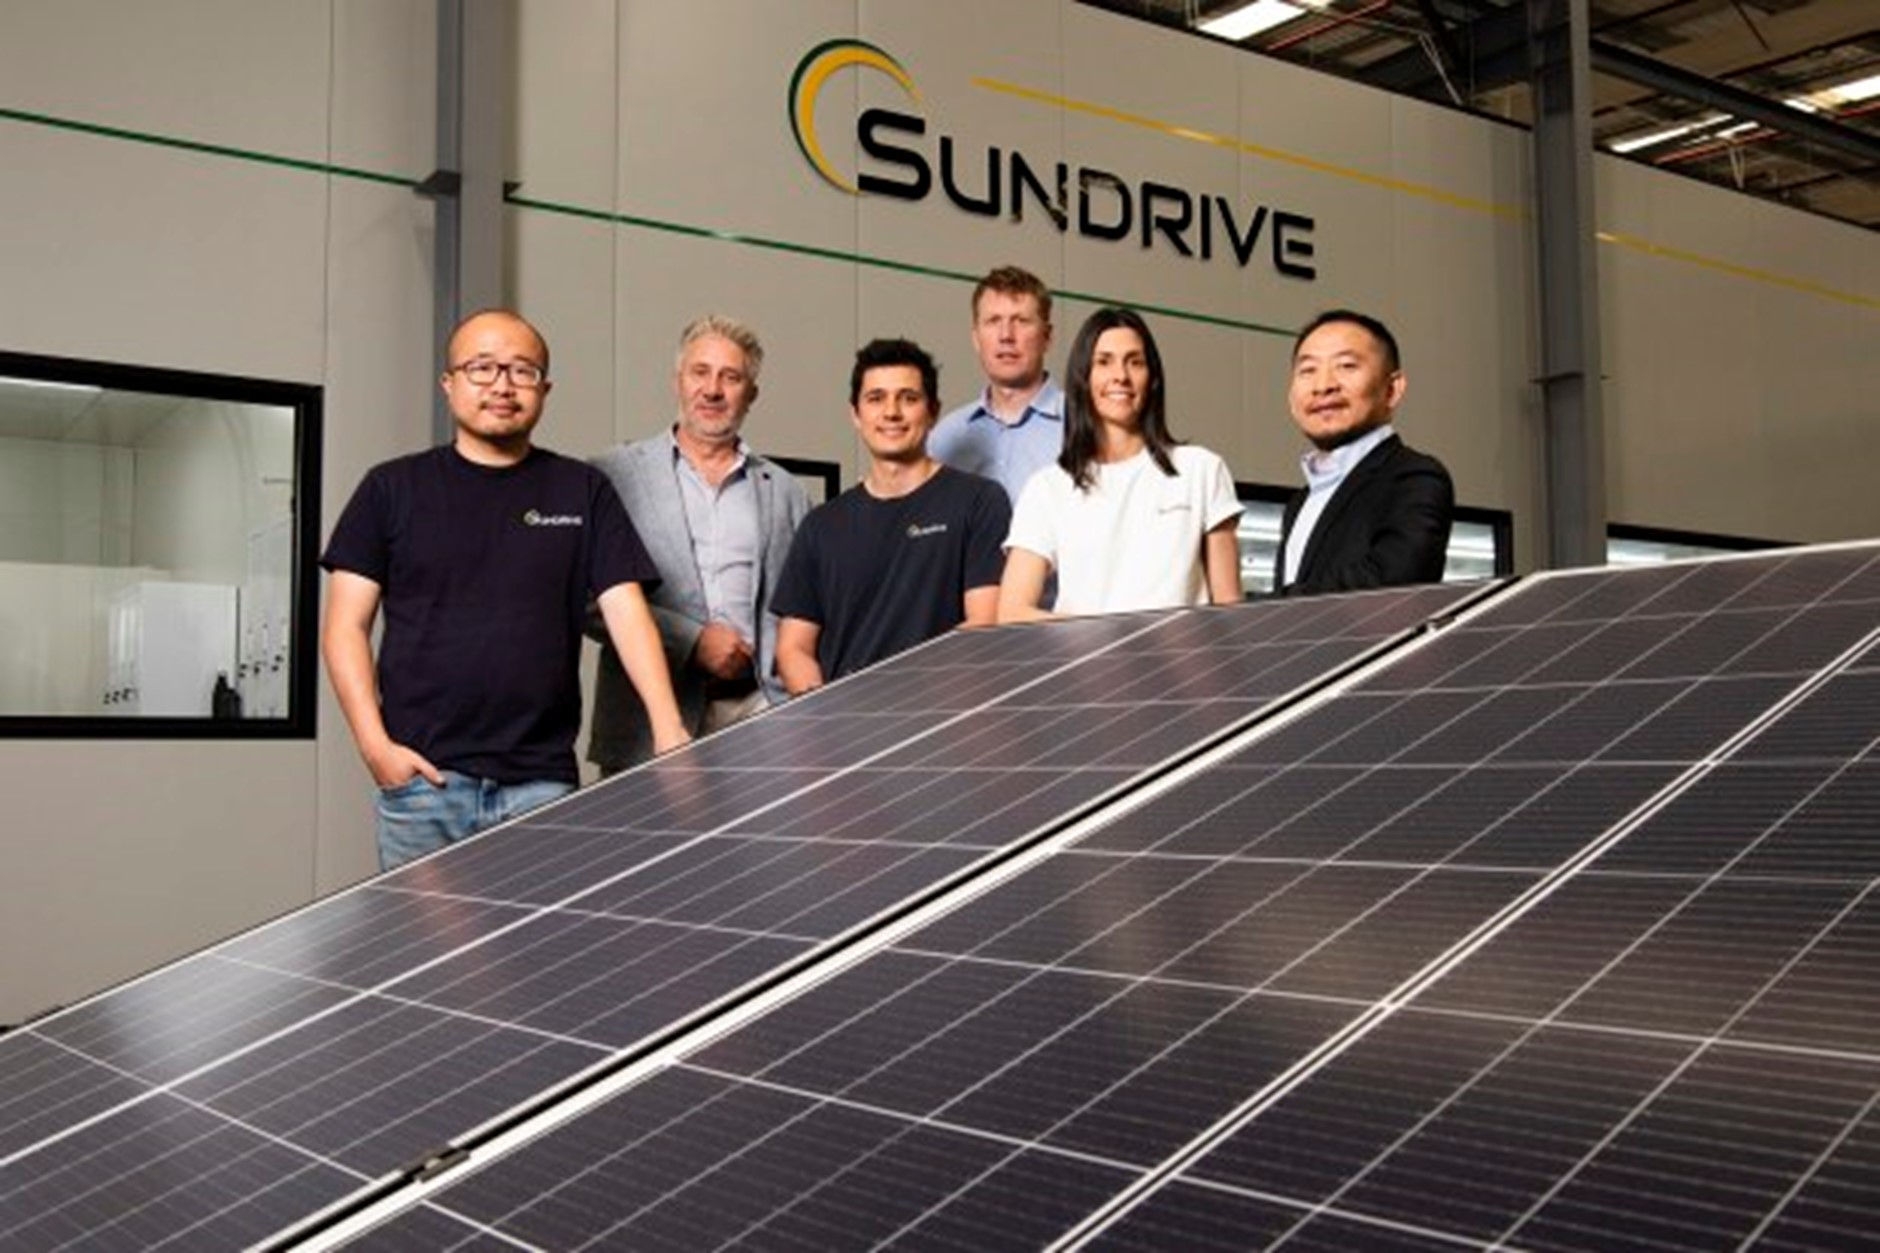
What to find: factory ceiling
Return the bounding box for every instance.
[1083,0,1880,230]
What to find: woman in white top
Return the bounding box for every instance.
[998,307,1243,621]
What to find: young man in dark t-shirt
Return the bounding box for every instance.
[321,309,689,870]
[772,338,1010,692]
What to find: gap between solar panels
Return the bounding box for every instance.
[294,584,1509,1247]
[266,584,1501,1250]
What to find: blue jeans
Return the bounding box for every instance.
[374,770,575,871]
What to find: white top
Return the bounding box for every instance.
[1006,443,1242,615]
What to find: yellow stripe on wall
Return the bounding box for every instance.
[1596,230,1880,311]
[972,77,1879,311]
[972,77,1522,219]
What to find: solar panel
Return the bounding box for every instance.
[0,585,1479,1251]
[336,546,1880,1251]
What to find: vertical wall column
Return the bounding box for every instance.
[427,0,512,440]
[1528,0,1607,569]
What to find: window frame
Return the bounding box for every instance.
[1606,521,1788,565]
[1234,480,1513,594]
[0,349,323,740]
[769,455,843,507]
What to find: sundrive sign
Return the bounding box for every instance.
[789,39,1318,280]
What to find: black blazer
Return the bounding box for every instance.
[1275,434,1454,596]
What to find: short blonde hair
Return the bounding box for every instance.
[676,314,764,382]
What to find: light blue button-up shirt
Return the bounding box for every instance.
[930,377,1065,504]
[671,432,760,647]
[1282,424,1396,586]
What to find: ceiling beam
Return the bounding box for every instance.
[1591,38,1880,168]
[1411,0,1470,83]
[1588,0,1877,109]
[1366,4,1528,93]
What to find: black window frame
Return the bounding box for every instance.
[0,349,322,740]
[769,455,843,506]
[1607,521,1789,559]
[1235,480,1514,593]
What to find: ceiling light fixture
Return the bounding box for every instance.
[1610,124,1696,154]
[1816,71,1880,107]
[1198,0,1308,42]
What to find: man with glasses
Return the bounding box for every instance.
[322,309,689,871]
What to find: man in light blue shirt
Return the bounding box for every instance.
[930,265,1063,505]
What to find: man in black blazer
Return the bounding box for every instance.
[1275,309,1454,596]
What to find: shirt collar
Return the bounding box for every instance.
[668,426,750,474]
[1301,424,1394,492]
[967,375,1064,425]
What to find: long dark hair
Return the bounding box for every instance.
[1060,307,1178,492]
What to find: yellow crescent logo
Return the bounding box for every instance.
[789,39,921,195]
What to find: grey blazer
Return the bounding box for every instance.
[587,433,811,770]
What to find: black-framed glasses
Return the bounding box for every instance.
[448,358,547,388]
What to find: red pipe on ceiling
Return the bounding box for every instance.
[1652,97,1880,167]
[1263,0,1396,54]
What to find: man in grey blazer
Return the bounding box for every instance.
[587,315,810,773]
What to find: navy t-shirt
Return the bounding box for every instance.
[771,466,1010,682]
[321,445,658,784]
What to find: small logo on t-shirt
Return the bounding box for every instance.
[906,522,949,539]
[522,509,584,527]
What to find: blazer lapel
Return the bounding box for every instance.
[630,440,708,613]
[1276,490,1306,590]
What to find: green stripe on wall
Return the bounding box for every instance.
[507,193,1300,339]
[0,106,419,188]
[0,101,1294,337]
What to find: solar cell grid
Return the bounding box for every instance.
[1,1091,362,1253]
[8,585,1486,1252]
[356,550,1880,1252]
[631,708,939,770]
[1089,549,1880,1250]
[1730,894,1880,1054]
[367,1065,1143,1253]
[1187,1023,1701,1238]
[1733,668,1880,762]
[1085,1180,1470,1251]
[1507,1049,1880,1251]
[715,766,1141,847]
[20,551,1880,1250]
[0,1036,149,1160]
[26,957,354,1086]
[1750,1100,1880,1252]
[169,996,605,1176]
[326,584,1485,1246]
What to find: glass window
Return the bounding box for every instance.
[1444,514,1507,583]
[1237,494,1287,596]
[1607,523,1785,567]
[0,352,320,737]
[1235,482,1511,595]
